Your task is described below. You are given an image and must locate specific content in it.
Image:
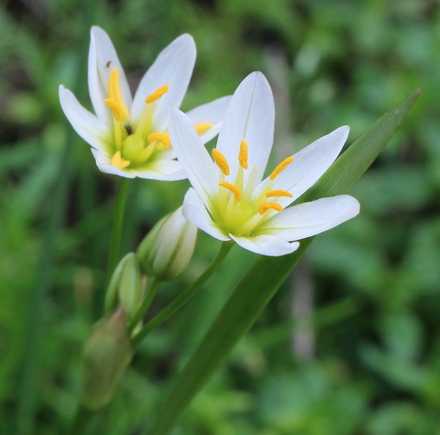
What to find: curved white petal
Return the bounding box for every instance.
[90,149,184,180]
[59,86,111,154]
[169,109,218,204]
[230,233,300,257]
[185,95,232,143]
[258,195,360,241]
[89,26,132,122]
[91,149,136,178]
[131,34,196,129]
[132,159,186,181]
[88,27,110,125]
[183,188,230,241]
[216,72,275,185]
[272,126,350,207]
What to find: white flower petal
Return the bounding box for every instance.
[89,26,132,120]
[273,126,350,207]
[185,95,232,143]
[230,234,300,257]
[132,159,186,181]
[88,27,109,125]
[131,34,196,129]
[91,148,185,180]
[216,72,274,184]
[91,149,136,178]
[59,85,111,154]
[183,188,230,241]
[258,195,360,240]
[169,109,218,203]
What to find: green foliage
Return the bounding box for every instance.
[0,0,439,434]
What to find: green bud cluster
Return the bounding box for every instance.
[81,207,197,409]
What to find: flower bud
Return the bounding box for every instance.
[137,206,197,281]
[105,253,144,319]
[81,307,132,409]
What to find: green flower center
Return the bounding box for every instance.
[210,141,294,237]
[104,68,213,171]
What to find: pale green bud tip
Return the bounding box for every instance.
[137,206,197,281]
[80,307,132,410]
[104,253,145,319]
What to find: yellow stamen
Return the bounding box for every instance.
[148,132,171,149]
[270,156,294,180]
[259,201,283,215]
[145,85,169,104]
[265,189,293,198]
[212,149,230,175]
[219,182,241,201]
[111,151,130,169]
[194,122,213,134]
[107,68,130,121]
[238,139,248,169]
[105,98,123,122]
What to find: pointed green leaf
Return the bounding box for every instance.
[150,90,420,435]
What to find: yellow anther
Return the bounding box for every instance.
[107,68,130,120]
[148,132,172,149]
[194,122,213,134]
[105,98,123,122]
[270,156,294,180]
[265,189,293,198]
[212,149,230,176]
[219,182,241,201]
[145,85,170,104]
[238,139,248,169]
[258,201,283,215]
[111,151,130,169]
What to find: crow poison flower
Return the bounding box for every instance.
[59,26,230,179]
[169,72,360,256]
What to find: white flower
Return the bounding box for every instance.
[169,72,360,256]
[59,26,230,180]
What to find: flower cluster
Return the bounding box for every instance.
[60,26,361,413]
[60,26,359,259]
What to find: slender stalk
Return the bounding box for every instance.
[106,178,130,286]
[68,404,95,435]
[132,241,233,348]
[128,277,161,333]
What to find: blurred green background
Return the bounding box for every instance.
[1,0,440,433]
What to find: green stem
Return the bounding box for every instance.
[106,178,130,286]
[68,404,95,435]
[132,241,233,348]
[128,277,161,333]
